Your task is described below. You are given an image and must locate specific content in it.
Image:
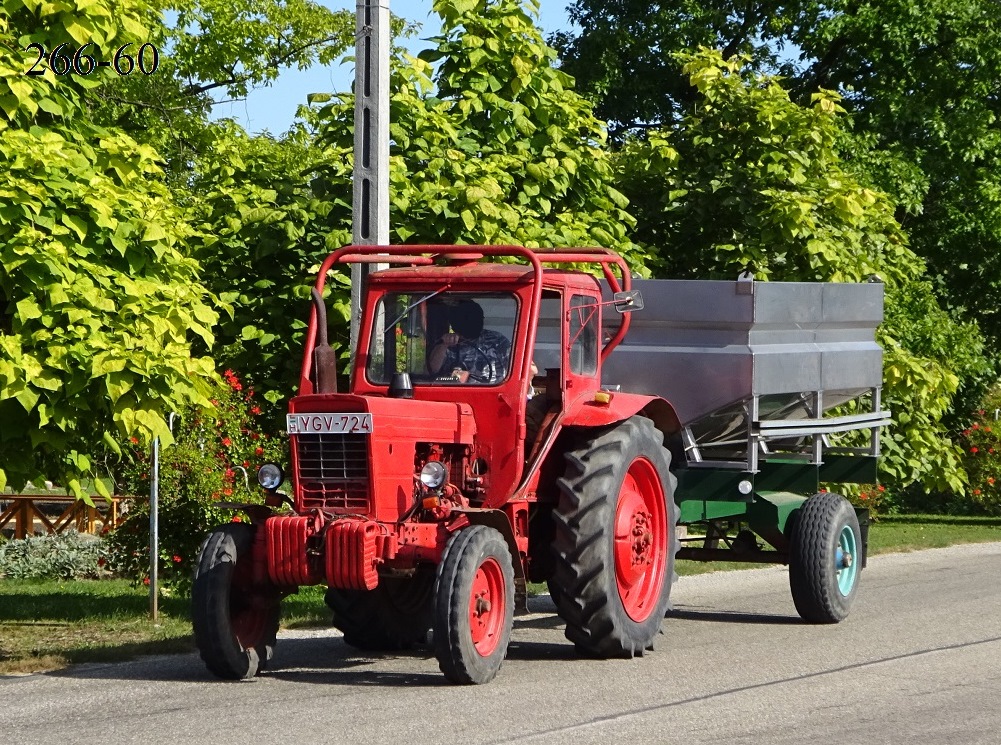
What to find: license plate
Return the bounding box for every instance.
[287,412,373,435]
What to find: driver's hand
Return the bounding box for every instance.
[451,368,470,383]
[441,333,461,347]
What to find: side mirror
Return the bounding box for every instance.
[612,290,644,313]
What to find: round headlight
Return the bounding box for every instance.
[257,463,284,490]
[420,461,447,490]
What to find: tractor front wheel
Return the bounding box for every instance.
[433,525,515,684]
[788,492,862,623]
[192,523,280,680]
[551,416,677,657]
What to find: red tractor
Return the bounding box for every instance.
[192,244,681,684]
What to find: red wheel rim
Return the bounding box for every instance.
[613,456,668,622]
[468,557,506,656]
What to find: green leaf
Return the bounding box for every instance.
[142,222,167,243]
[103,430,122,457]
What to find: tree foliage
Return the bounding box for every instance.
[311,0,641,260]
[187,120,352,415]
[617,51,919,285]
[88,0,355,182]
[0,0,217,494]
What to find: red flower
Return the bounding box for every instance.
[129,437,139,445]
[971,447,979,454]
[989,478,996,486]
[242,460,250,468]
[221,437,232,447]
[172,555,182,563]
[223,487,233,496]
[143,577,150,586]
[250,406,262,415]
[973,423,980,430]
[859,492,869,501]
[231,516,242,523]
[255,446,264,457]
[97,557,106,568]
[877,485,885,492]
[974,489,982,496]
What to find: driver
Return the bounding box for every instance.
[428,299,511,384]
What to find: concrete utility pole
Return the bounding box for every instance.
[350,0,391,352]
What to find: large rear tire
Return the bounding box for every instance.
[433,525,515,684]
[325,569,434,651]
[192,523,280,680]
[788,492,862,623]
[552,416,677,657]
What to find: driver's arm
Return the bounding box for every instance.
[428,333,461,375]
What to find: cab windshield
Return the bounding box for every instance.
[366,292,518,386]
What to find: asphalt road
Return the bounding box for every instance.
[3,542,1000,745]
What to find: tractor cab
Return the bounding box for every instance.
[348,261,615,507]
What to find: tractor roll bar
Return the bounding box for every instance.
[301,244,634,392]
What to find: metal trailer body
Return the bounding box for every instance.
[596,276,887,562]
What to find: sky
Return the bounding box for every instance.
[211,0,575,135]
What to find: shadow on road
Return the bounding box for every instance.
[39,599,801,687]
[667,606,801,624]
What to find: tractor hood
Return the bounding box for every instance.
[286,394,476,521]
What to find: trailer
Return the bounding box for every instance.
[191,245,887,684]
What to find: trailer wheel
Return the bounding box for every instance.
[433,525,515,684]
[192,523,280,680]
[326,569,434,651]
[788,492,862,623]
[552,416,678,657]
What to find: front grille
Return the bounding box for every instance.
[296,433,370,513]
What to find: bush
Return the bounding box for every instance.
[841,484,891,518]
[0,532,113,580]
[107,370,286,592]
[956,388,1001,516]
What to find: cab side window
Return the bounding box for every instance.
[569,294,598,376]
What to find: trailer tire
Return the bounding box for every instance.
[788,492,862,623]
[552,416,678,658]
[326,569,434,651]
[434,525,515,684]
[192,524,280,680]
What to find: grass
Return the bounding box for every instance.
[2,514,999,676]
[0,581,330,676]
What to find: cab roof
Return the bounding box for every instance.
[368,263,601,293]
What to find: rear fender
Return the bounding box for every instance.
[562,391,682,439]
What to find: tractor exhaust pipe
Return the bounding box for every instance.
[311,287,338,394]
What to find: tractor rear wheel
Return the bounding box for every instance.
[788,492,862,623]
[551,416,677,657]
[433,525,515,684]
[326,568,435,651]
[192,523,280,680]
